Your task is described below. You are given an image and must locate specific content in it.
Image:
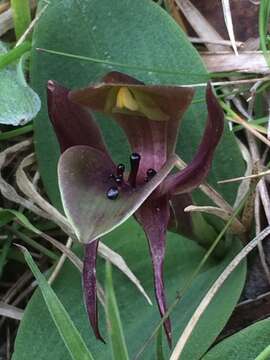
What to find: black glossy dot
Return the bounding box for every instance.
[106,187,119,200]
[146,168,157,178]
[108,173,115,180]
[130,153,141,162]
[114,176,123,185]
[117,163,125,175]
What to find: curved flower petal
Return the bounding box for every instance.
[160,84,224,195]
[58,145,177,243]
[135,196,172,347]
[47,81,109,154]
[69,72,194,180]
[82,240,105,342]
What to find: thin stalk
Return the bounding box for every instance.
[0,124,33,141]
[0,41,31,70]
[221,101,270,147]
[233,116,268,133]
[38,48,254,79]
[36,47,210,79]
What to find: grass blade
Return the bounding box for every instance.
[0,124,33,141]
[20,246,95,360]
[259,0,270,67]
[10,0,31,40]
[156,328,165,360]
[105,262,129,360]
[0,41,31,69]
[255,344,270,360]
[221,0,238,55]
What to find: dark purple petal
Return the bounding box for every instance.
[58,145,177,243]
[102,71,143,85]
[135,196,172,347]
[116,114,169,182]
[83,240,105,342]
[47,80,109,155]
[69,72,194,179]
[160,84,224,195]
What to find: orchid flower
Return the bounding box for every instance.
[47,71,224,346]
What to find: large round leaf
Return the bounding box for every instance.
[203,318,270,360]
[30,0,244,209]
[13,219,246,359]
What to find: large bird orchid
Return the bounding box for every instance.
[47,71,224,346]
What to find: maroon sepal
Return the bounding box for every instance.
[135,195,172,347]
[160,83,224,195]
[47,80,109,155]
[83,240,105,343]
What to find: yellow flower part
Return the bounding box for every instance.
[116,87,139,111]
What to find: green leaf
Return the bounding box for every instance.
[30,0,244,209]
[13,219,246,360]
[20,246,95,360]
[0,43,40,126]
[105,262,129,360]
[202,318,270,360]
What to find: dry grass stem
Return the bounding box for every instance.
[98,242,152,305]
[175,155,235,213]
[0,2,9,14]
[218,169,270,184]
[221,0,238,55]
[202,52,269,73]
[184,205,245,234]
[48,237,73,285]
[0,140,51,220]
[255,193,270,284]
[0,8,12,36]
[170,225,270,360]
[229,115,270,148]
[175,0,227,52]
[16,2,49,47]
[0,302,23,320]
[233,139,252,208]
[1,271,33,304]
[16,153,75,236]
[188,36,243,47]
